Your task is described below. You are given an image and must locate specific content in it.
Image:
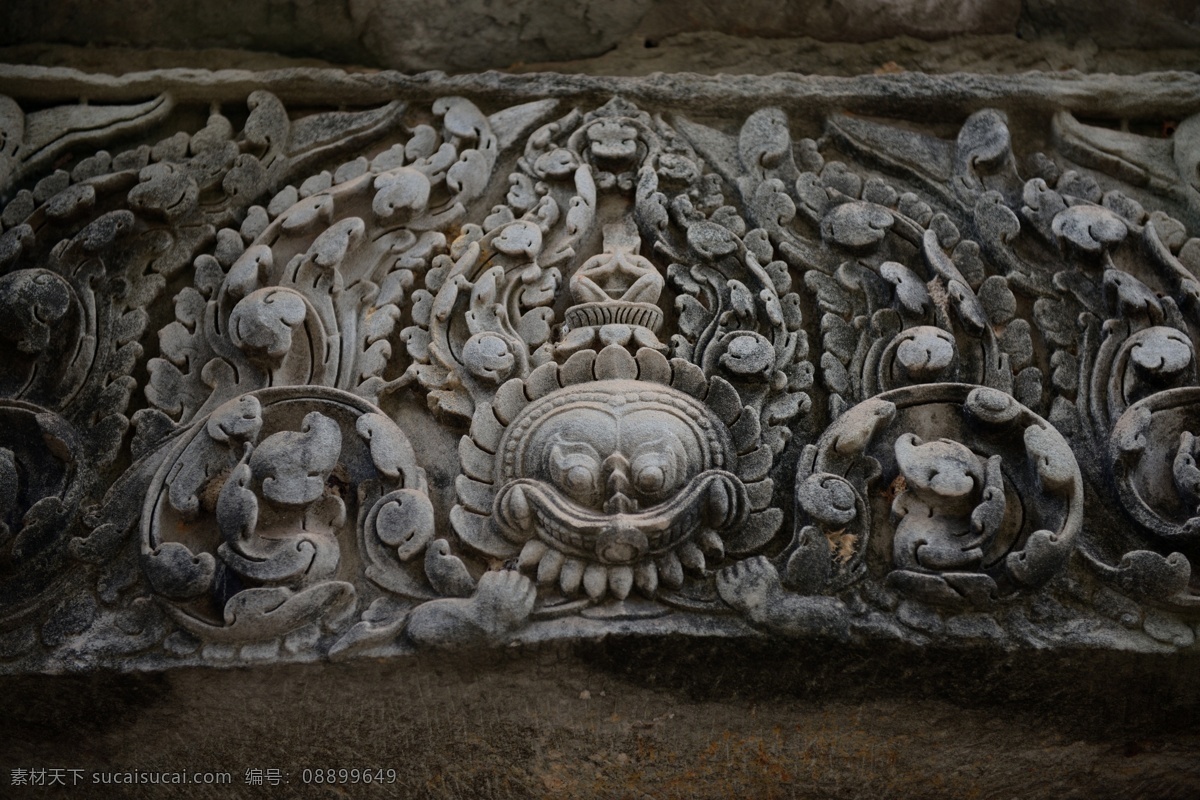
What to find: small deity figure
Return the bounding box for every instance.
[557,219,668,355]
[569,220,663,307]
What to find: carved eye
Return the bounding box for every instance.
[565,465,596,493]
[549,442,602,507]
[634,465,666,494]
[631,445,679,502]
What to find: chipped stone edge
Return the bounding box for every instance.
[1,65,1200,118]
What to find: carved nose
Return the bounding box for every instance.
[602,453,637,514]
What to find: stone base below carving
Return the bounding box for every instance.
[2,639,1197,799]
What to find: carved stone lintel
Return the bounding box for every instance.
[2,70,1200,670]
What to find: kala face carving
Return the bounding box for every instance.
[492,381,748,598]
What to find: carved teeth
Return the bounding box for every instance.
[697,529,725,560]
[518,541,673,601]
[583,563,608,600]
[536,547,566,586]
[608,565,633,600]
[634,560,659,597]
[678,541,706,573]
[657,551,684,589]
[518,539,547,571]
[498,471,744,561]
[559,558,585,595]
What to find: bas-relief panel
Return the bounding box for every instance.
[1,71,1199,670]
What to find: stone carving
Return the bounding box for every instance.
[0,94,175,199]
[476,349,754,605]
[2,71,1200,670]
[392,97,808,617]
[1104,391,1200,610]
[1052,111,1200,231]
[803,385,1081,608]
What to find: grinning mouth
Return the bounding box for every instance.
[494,469,747,565]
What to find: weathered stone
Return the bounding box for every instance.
[0,63,1197,743]
[0,0,1022,74]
